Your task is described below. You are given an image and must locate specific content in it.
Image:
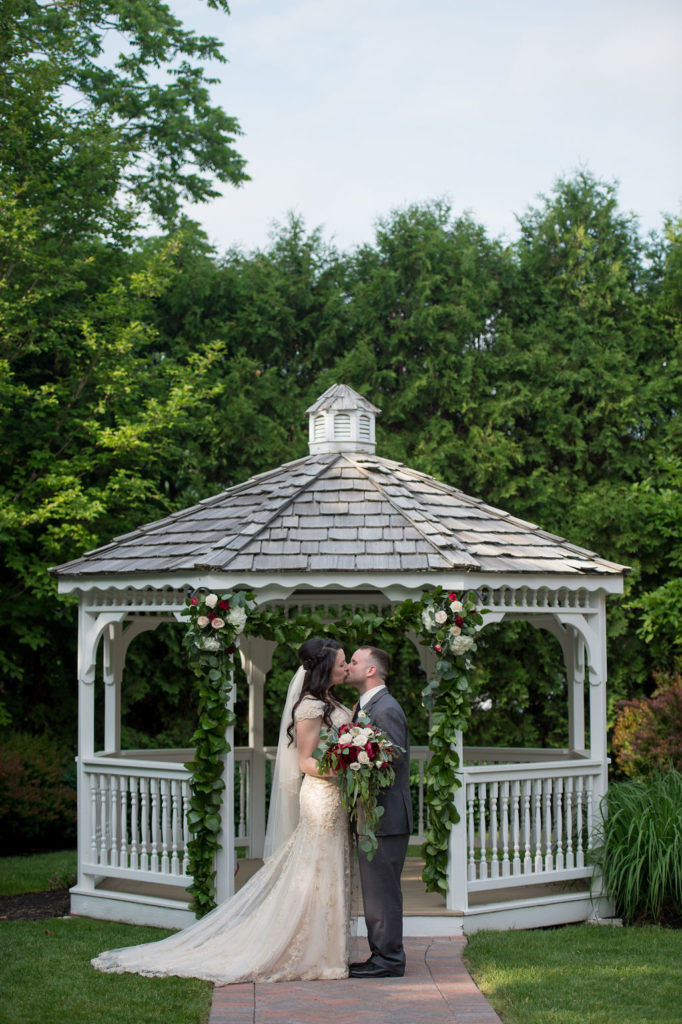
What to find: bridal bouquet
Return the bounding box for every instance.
[314,711,403,860]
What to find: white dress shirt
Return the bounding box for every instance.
[358,683,386,709]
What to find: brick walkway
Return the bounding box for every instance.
[209,936,503,1024]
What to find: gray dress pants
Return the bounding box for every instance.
[357,832,410,973]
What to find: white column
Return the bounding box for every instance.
[585,599,609,799]
[528,614,586,753]
[567,628,586,752]
[239,635,277,859]
[76,604,101,892]
[103,622,123,754]
[215,670,236,904]
[446,729,468,912]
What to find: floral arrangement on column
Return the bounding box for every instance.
[418,587,483,895]
[181,589,251,917]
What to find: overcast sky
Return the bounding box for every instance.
[173,0,682,254]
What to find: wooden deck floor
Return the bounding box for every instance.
[96,856,586,916]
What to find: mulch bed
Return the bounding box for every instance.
[0,889,71,922]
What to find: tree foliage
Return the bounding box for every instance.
[0,0,247,731]
[1,0,247,233]
[2,55,681,769]
[612,672,682,779]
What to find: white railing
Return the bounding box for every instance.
[80,747,600,901]
[233,746,432,853]
[462,759,602,892]
[81,757,192,886]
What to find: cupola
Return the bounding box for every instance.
[306,384,381,455]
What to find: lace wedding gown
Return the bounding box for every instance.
[91,697,353,984]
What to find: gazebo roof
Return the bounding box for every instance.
[51,384,627,582]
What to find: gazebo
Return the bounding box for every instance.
[51,384,627,934]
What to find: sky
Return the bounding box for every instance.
[172,0,682,254]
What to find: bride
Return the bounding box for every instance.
[92,638,353,983]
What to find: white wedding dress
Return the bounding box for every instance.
[91,696,353,984]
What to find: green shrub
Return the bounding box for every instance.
[0,732,76,854]
[612,672,682,779]
[590,770,682,925]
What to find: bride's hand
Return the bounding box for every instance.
[297,717,329,777]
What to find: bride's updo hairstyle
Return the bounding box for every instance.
[287,637,342,745]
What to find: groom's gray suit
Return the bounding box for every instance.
[356,686,412,974]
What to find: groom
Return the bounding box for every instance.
[345,646,412,979]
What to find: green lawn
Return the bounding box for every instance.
[0,850,77,895]
[2,852,680,1024]
[0,917,212,1024]
[465,923,682,1024]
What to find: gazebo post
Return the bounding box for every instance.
[215,668,236,903]
[567,629,586,752]
[102,622,122,754]
[585,598,609,801]
[527,614,589,753]
[76,604,100,893]
[446,729,468,913]
[239,635,277,859]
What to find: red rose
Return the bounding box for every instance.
[455,616,464,627]
[218,600,230,609]
[433,643,442,653]
[365,742,378,759]
[448,591,458,602]
[190,597,199,605]
[208,611,217,620]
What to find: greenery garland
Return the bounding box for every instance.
[416,587,483,895]
[181,586,481,914]
[181,589,252,917]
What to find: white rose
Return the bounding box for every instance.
[349,763,362,771]
[338,734,354,746]
[195,636,221,652]
[205,593,218,609]
[450,625,461,636]
[421,608,436,630]
[196,615,209,628]
[227,607,247,632]
[352,735,368,747]
[450,600,463,613]
[449,635,474,655]
[357,750,370,765]
[434,610,448,625]
[211,617,225,629]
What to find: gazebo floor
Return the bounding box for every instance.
[93,857,588,918]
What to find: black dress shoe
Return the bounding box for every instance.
[349,961,404,978]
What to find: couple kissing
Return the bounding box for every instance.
[93,639,412,984]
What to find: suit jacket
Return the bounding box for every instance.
[361,688,413,836]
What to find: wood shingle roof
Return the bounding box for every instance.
[51,453,626,579]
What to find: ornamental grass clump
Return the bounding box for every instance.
[590,769,682,926]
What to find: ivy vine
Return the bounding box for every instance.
[181,590,247,917]
[181,586,482,915]
[417,588,484,895]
